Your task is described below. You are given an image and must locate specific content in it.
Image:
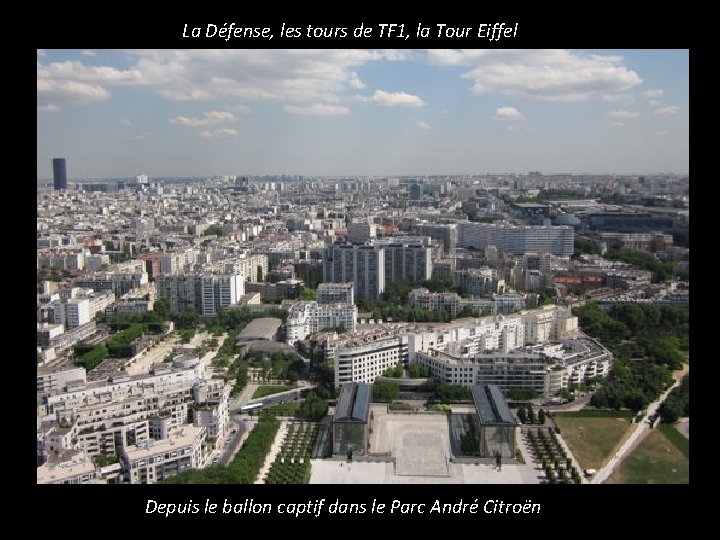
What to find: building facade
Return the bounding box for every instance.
[458,222,574,256]
[317,282,354,305]
[285,301,357,344]
[53,158,67,190]
[156,272,244,316]
[334,332,409,386]
[323,245,385,301]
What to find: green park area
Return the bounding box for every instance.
[607,425,689,484]
[554,411,634,471]
[252,385,296,399]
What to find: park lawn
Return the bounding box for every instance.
[261,401,301,417]
[555,415,634,471]
[252,385,295,399]
[659,423,689,458]
[607,429,689,484]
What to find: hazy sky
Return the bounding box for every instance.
[37,49,689,179]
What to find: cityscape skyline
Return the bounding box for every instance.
[37,49,689,178]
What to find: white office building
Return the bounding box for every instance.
[334,331,409,386]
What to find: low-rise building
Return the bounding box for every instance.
[37,366,87,395]
[332,382,372,457]
[415,336,612,398]
[471,384,519,459]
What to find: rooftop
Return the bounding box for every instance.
[124,425,203,460]
[236,317,282,341]
[334,382,371,423]
[472,384,518,426]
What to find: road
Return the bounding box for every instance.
[592,363,689,484]
[228,381,317,414]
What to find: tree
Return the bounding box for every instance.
[433,382,471,402]
[172,310,199,330]
[527,405,536,424]
[408,364,430,378]
[304,265,323,289]
[538,409,546,424]
[75,346,108,371]
[509,388,539,400]
[202,225,224,236]
[421,275,458,294]
[373,380,399,401]
[299,287,316,301]
[298,392,328,421]
[153,298,171,320]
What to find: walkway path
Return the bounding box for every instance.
[254,419,289,484]
[593,363,689,484]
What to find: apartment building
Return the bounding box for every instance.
[285,301,357,344]
[317,282,354,305]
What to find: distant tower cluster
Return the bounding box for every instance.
[52,158,67,190]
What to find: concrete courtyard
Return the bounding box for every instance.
[310,404,540,484]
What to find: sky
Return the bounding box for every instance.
[37,49,689,179]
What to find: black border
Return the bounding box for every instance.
[34,9,698,531]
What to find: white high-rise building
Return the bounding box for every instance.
[200,273,244,317]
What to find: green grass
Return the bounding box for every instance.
[608,429,689,484]
[389,402,415,411]
[515,450,526,464]
[260,401,301,417]
[555,414,633,470]
[561,408,634,418]
[252,385,295,399]
[658,424,689,458]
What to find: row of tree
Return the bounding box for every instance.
[162,414,279,484]
[604,248,678,283]
[74,345,108,371]
[660,375,689,423]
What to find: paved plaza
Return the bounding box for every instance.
[310,404,540,484]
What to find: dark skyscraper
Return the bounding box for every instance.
[53,158,67,190]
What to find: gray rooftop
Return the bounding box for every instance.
[472,384,517,426]
[334,383,371,423]
[236,317,282,342]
